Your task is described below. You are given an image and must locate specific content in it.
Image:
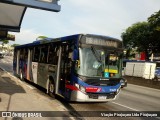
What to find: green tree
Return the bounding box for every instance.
[148,10,160,53]
[121,22,152,60]
[148,10,160,31]
[11,44,20,47]
[122,10,160,60]
[1,40,9,50]
[2,40,9,45]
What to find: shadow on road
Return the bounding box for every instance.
[56,96,85,120]
[0,76,26,95]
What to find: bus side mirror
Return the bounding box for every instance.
[76,60,80,68]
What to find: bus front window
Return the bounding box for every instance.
[77,47,105,77]
[105,52,120,78]
[76,48,121,78]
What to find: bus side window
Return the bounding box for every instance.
[33,47,40,62]
[40,45,48,63]
[48,45,58,65]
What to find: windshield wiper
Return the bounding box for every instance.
[91,46,102,63]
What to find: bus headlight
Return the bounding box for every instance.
[75,83,85,93]
[116,88,120,94]
[75,83,79,88]
[79,86,85,93]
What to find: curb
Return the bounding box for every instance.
[0,67,4,103]
[0,66,20,81]
[0,67,5,71]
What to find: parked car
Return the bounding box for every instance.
[154,62,160,80]
[0,53,4,58]
[155,67,160,80]
[120,78,127,88]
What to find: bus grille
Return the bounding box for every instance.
[85,80,119,86]
[88,93,115,99]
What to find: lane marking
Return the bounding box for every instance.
[112,102,160,120]
[128,83,160,92]
[111,102,139,111]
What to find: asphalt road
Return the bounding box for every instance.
[0,56,13,74]
[0,56,160,120]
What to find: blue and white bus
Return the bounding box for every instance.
[13,34,123,102]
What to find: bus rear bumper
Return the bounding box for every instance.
[70,90,120,102]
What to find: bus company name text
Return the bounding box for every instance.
[2,112,42,118]
[101,112,158,117]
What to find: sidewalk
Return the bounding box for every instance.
[0,68,75,120]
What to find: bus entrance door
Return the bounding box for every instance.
[58,44,72,97]
[16,50,20,75]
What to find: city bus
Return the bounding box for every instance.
[13,34,123,102]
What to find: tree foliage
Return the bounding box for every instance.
[2,40,9,45]
[11,44,20,47]
[148,10,160,31]
[148,10,160,53]
[121,10,160,60]
[121,22,151,59]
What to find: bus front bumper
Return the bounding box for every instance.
[70,90,120,102]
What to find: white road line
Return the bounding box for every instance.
[111,102,139,111]
[128,83,160,92]
[112,102,160,120]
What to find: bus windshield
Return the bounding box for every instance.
[77,47,121,78]
[77,47,105,77]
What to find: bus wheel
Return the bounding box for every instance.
[48,80,55,98]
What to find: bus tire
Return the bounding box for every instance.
[48,80,55,98]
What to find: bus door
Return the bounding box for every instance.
[32,47,40,84]
[27,48,32,80]
[58,43,72,96]
[37,45,48,88]
[16,50,20,75]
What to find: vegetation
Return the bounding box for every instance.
[121,10,160,60]
[0,33,15,51]
[1,40,9,49]
[11,44,20,47]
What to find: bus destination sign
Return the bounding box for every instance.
[85,37,120,48]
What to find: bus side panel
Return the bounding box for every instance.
[32,62,38,84]
[37,63,48,88]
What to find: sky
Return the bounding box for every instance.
[9,0,160,45]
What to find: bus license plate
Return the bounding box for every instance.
[121,83,125,85]
[98,96,106,99]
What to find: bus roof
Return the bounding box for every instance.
[15,34,79,49]
[14,34,121,49]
